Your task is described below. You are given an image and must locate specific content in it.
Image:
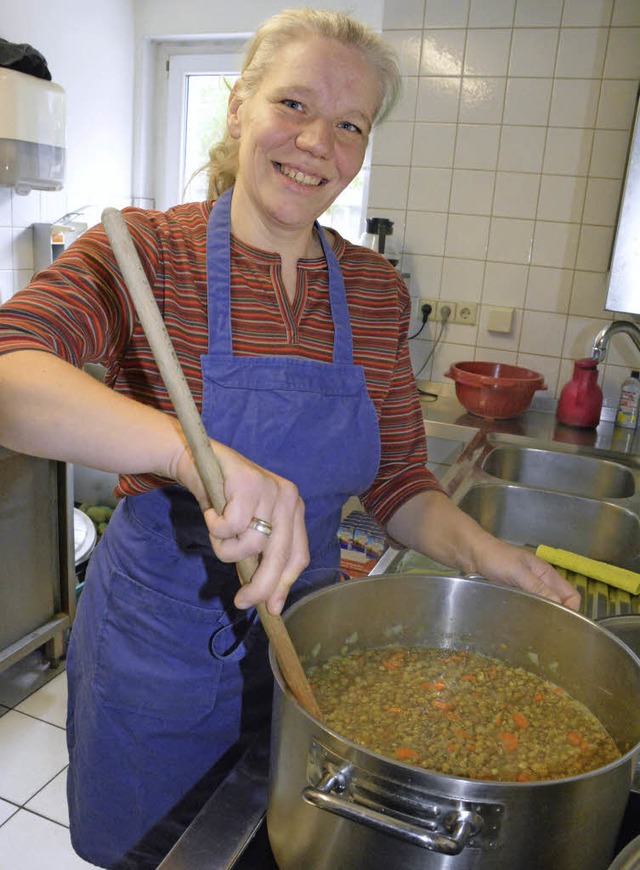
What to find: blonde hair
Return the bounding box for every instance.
[204,7,401,198]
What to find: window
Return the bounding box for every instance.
[156,46,369,242]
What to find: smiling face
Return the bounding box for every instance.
[227,35,380,246]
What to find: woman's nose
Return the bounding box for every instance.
[296,118,334,156]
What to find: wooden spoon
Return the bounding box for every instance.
[101,207,322,720]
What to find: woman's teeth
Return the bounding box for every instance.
[276,163,324,186]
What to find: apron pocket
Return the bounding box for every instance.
[93,570,224,719]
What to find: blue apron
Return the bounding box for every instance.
[65,187,380,868]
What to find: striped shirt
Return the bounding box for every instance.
[0,200,441,526]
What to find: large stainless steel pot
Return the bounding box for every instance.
[267,573,640,869]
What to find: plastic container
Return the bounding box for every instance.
[616,371,640,429]
[444,361,546,419]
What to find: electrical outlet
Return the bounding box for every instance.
[417,297,437,319]
[435,300,457,323]
[455,302,478,325]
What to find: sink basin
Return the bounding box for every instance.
[482,445,636,498]
[457,483,640,571]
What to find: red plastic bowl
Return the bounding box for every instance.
[445,361,546,419]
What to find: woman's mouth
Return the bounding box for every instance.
[274,162,326,187]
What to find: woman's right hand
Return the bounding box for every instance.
[172,439,310,615]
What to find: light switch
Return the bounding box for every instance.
[487,306,514,334]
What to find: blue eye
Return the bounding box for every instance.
[282,98,304,111]
[338,121,362,134]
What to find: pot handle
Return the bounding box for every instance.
[302,768,483,856]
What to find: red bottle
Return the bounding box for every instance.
[556,358,603,428]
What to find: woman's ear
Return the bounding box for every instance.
[227,87,242,139]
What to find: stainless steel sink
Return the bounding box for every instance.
[457,483,640,571]
[373,428,640,618]
[482,445,636,498]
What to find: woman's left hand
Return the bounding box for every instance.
[386,491,581,611]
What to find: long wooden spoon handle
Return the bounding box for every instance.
[101,207,322,719]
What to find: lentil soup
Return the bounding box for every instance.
[308,645,620,782]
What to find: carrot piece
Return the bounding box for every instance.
[533,693,543,703]
[381,650,406,670]
[431,699,453,711]
[516,772,531,782]
[387,706,404,714]
[447,742,456,753]
[394,746,419,762]
[421,678,446,691]
[567,730,583,746]
[460,674,477,682]
[512,712,528,729]
[454,727,474,740]
[500,731,519,752]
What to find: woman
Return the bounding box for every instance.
[0,8,579,867]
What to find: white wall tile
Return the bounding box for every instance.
[420,30,466,76]
[613,0,640,26]
[384,31,423,76]
[468,0,516,28]
[493,172,540,219]
[405,210,448,255]
[508,29,559,78]
[0,271,13,304]
[562,314,610,359]
[372,121,414,165]
[416,77,462,122]
[445,213,490,258]
[368,165,411,210]
[549,79,600,129]
[0,228,12,271]
[543,128,593,175]
[0,189,11,227]
[590,129,636,179]
[408,167,452,210]
[537,174,587,223]
[596,79,639,130]
[515,0,563,27]
[408,253,443,296]
[526,265,573,313]
[425,0,470,28]
[441,256,485,300]
[562,0,614,26]
[520,310,567,355]
[450,169,495,214]
[498,126,546,173]
[459,77,506,124]
[11,192,41,228]
[388,76,419,122]
[569,270,609,317]
[383,0,426,29]
[583,177,622,226]
[488,217,534,263]
[556,28,608,78]
[575,224,615,272]
[483,260,529,306]
[464,29,512,76]
[517,352,560,395]
[531,220,580,268]
[454,125,500,169]
[503,78,553,125]
[411,122,457,166]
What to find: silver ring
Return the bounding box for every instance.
[249,516,273,537]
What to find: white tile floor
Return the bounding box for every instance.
[0,653,99,869]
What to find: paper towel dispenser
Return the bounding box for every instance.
[0,67,66,195]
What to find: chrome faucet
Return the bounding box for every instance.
[591,319,640,363]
